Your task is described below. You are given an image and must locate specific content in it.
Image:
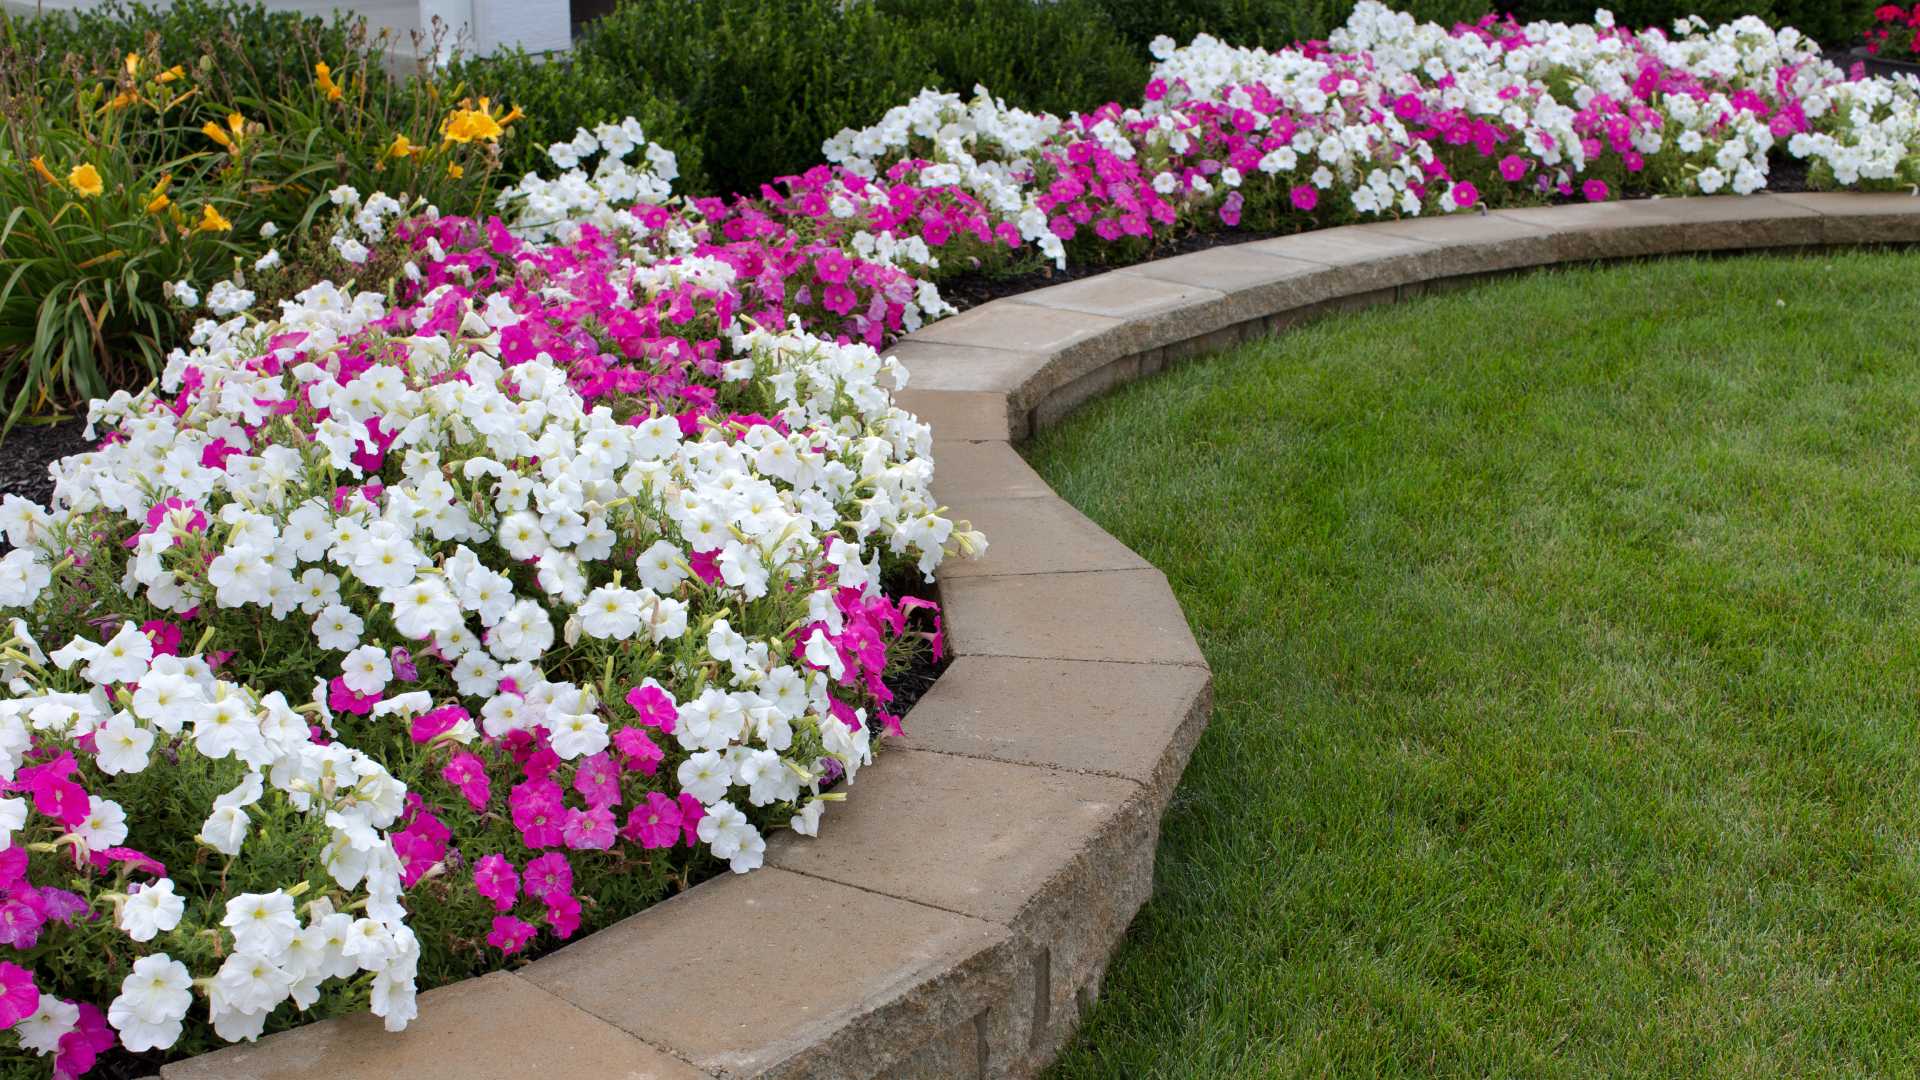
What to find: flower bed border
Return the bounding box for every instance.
[160,191,1920,1080]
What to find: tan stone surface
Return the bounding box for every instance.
[767,749,1141,924]
[888,339,1052,396]
[909,300,1120,357]
[764,752,1159,1077]
[893,388,1023,442]
[1121,248,1340,325]
[900,655,1212,801]
[1497,194,1823,259]
[1008,272,1226,321]
[930,440,1052,504]
[942,567,1205,667]
[937,495,1152,578]
[161,972,708,1080]
[521,868,1012,1080]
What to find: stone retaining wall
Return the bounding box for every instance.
[164,192,1918,1079]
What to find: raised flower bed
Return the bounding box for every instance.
[6,3,1920,1076]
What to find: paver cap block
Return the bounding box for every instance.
[902,655,1213,803]
[520,868,1013,1079]
[159,972,707,1080]
[942,568,1205,667]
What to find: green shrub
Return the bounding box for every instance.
[1092,0,1492,53]
[874,0,1145,117]
[1499,0,1875,50]
[571,0,940,196]
[1500,0,1775,32]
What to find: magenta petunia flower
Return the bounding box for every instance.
[572,753,622,809]
[473,854,519,912]
[0,963,37,1029]
[561,807,617,851]
[486,915,537,955]
[1582,179,1610,201]
[625,684,677,733]
[624,792,683,850]
[523,852,574,902]
[441,751,492,812]
[611,727,664,776]
[1290,185,1318,212]
[544,893,583,940]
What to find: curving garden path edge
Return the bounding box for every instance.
[163,191,1920,1080]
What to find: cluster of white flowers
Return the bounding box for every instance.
[0,618,418,1045]
[499,119,682,244]
[816,3,1920,268]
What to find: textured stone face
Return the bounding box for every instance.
[158,193,1915,1080]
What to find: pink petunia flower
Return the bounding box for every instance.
[561,807,617,851]
[523,852,573,902]
[486,915,537,955]
[442,751,492,812]
[545,893,583,940]
[0,963,37,1028]
[572,753,622,809]
[624,792,683,849]
[473,854,519,912]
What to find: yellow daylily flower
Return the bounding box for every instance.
[388,133,417,158]
[447,163,464,179]
[227,112,247,145]
[145,174,173,214]
[442,96,517,145]
[124,52,140,77]
[67,163,104,198]
[316,61,344,102]
[202,119,233,149]
[196,204,232,233]
[440,107,503,145]
[156,64,185,84]
[104,89,139,110]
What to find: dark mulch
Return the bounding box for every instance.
[0,419,92,507]
[937,227,1293,314]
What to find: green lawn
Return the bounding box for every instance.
[1025,251,1920,1078]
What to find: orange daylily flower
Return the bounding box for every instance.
[316,61,344,102]
[145,174,173,214]
[28,156,56,185]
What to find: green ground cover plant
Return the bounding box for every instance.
[1030,251,1920,1078]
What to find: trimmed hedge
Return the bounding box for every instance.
[1093,0,1492,52]
[1499,0,1874,46]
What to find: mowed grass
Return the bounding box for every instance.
[1025,251,1920,1078]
